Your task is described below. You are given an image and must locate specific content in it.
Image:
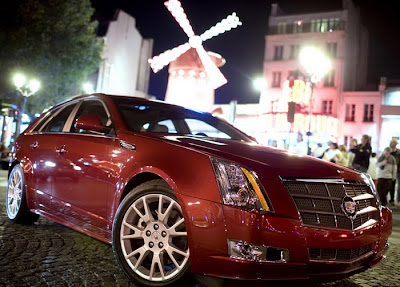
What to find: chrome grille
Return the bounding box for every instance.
[284,181,379,230]
[309,245,372,261]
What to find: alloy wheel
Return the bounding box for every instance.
[119,193,189,281]
[7,168,23,219]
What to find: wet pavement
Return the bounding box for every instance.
[0,169,400,287]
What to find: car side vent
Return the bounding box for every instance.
[120,140,136,151]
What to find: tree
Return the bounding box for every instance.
[0,0,103,115]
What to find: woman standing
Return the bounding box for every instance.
[351,135,372,173]
[323,142,343,164]
[339,144,349,166]
[376,147,397,206]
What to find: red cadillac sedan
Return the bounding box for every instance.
[6,93,392,286]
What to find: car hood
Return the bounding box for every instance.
[162,135,362,181]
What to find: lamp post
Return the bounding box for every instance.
[13,73,40,137]
[299,46,331,154]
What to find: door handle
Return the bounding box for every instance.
[55,145,67,154]
[30,141,39,149]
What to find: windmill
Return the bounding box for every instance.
[148,0,242,111]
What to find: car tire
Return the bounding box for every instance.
[112,179,192,287]
[6,164,39,224]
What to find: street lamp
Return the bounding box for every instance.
[13,73,41,137]
[299,46,331,154]
[82,82,94,94]
[253,77,267,92]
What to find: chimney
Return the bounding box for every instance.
[271,3,282,16]
[379,76,387,92]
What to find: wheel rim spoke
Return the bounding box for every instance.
[122,221,143,239]
[159,200,174,223]
[134,247,149,269]
[166,249,181,270]
[169,217,184,231]
[169,245,189,258]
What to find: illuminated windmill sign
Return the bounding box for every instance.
[148,0,242,111]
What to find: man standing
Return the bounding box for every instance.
[389,139,400,204]
[376,147,397,206]
[351,135,372,173]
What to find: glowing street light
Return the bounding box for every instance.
[299,46,332,154]
[253,77,267,92]
[13,73,41,137]
[299,46,332,84]
[83,82,94,94]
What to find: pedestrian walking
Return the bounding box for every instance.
[376,147,397,206]
[389,139,400,204]
[367,152,378,186]
[351,135,372,173]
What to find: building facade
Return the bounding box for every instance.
[214,0,400,154]
[96,10,153,98]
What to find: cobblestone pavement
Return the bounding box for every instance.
[1,170,400,287]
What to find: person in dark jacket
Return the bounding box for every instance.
[351,134,372,173]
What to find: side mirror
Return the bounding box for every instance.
[75,114,111,133]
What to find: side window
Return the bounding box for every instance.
[41,104,77,133]
[70,100,111,134]
[185,118,230,139]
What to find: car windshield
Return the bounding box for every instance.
[113,97,253,142]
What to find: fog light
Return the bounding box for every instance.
[228,239,289,263]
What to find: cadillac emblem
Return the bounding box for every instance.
[342,196,357,218]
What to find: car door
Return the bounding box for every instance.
[26,102,78,208]
[50,98,117,230]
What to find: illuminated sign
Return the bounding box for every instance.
[260,113,339,137]
[283,79,312,105]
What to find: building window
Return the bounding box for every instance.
[273,45,284,60]
[320,19,328,32]
[311,18,340,33]
[272,72,281,87]
[289,45,300,60]
[326,42,337,58]
[324,70,335,86]
[293,21,303,33]
[277,22,286,34]
[322,100,333,114]
[363,104,374,122]
[328,18,340,32]
[345,104,355,121]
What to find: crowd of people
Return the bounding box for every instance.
[286,133,400,206]
[310,135,399,206]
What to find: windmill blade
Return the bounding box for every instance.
[195,45,227,89]
[200,13,242,42]
[164,0,195,38]
[148,42,191,73]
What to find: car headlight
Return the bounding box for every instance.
[211,157,272,212]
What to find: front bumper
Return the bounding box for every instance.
[180,193,392,281]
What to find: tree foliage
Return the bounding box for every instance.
[0,0,103,115]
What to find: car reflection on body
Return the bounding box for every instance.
[6,93,392,286]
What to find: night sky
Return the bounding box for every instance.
[91,0,400,104]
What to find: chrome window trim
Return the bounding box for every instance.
[37,100,80,133]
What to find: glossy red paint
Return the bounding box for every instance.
[9,94,392,283]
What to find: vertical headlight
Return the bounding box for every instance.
[211,157,272,212]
